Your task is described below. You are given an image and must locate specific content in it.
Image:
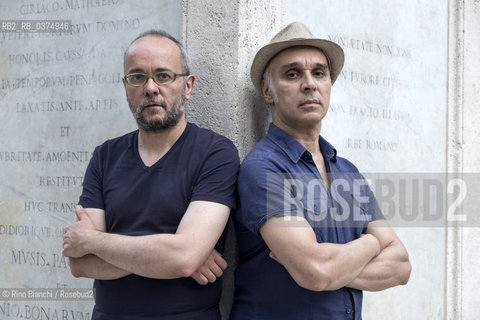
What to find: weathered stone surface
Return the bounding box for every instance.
[285,1,448,318]
[0,1,180,317]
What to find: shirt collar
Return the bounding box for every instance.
[319,135,338,163]
[267,123,337,163]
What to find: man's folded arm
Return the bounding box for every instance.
[260,216,380,291]
[64,201,230,280]
[346,219,411,291]
[67,207,131,280]
[69,255,131,280]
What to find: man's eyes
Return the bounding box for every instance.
[132,74,146,80]
[156,72,173,80]
[286,70,300,78]
[312,70,326,77]
[284,69,326,79]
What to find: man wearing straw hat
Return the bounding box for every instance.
[232,22,411,319]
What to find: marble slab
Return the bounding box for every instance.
[285,1,448,318]
[0,1,180,317]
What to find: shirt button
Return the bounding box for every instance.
[346,309,352,314]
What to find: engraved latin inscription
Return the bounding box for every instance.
[0,0,181,309]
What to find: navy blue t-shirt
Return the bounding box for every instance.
[79,123,239,320]
[232,124,383,320]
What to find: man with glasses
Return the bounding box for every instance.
[62,30,239,320]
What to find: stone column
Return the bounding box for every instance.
[0,2,182,318]
[180,1,284,318]
[447,0,480,318]
[181,0,284,157]
[446,0,464,318]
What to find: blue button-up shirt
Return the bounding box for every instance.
[232,124,382,320]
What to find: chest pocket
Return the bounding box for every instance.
[350,187,373,236]
[312,186,372,244]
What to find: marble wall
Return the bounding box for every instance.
[285,0,448,318]
[0,1,181,318]
[1,1,478,319]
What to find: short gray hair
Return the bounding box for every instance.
[262,67,279,105]
[124,29,191,75]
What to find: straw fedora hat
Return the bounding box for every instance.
[250,21,345,92]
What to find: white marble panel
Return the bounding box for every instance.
[0,1,180,318]
[285,1,448,319]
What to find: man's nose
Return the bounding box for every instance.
[144,77,159,96]
[301,72,317,92]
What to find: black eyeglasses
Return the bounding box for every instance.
[124,71,188,86]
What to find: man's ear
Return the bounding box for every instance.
[184,75,196,100]
[261,79,275,105]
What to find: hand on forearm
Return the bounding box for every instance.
[261,216,382,292]
[85,201,231,280]
[190,249,227,285]
[269,232,380,291]
[347,221,412,291]
[347,239,411,291]
[321,233,380,289]
[63,205,127,280]
[359,233,381,257]
[63,208,101,258]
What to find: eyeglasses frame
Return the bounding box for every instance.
[124,71,189,87]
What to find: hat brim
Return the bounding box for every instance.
[250,38,345,92]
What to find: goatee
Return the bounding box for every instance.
[129,89,186,132]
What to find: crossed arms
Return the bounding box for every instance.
[63,196,410,291]
[261,217,411,292]
[62,201,230,285]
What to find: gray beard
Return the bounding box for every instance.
[129,90,186,132]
